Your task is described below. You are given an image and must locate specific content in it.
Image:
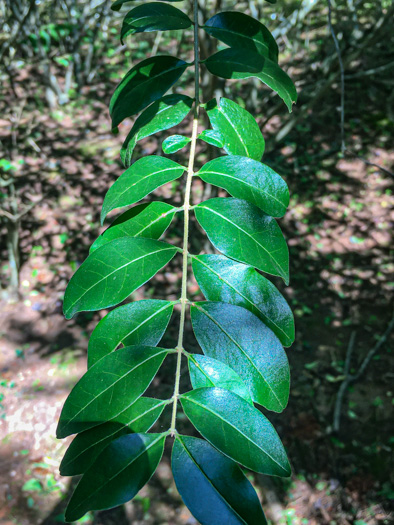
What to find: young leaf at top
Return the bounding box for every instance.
[110,55,189,129]
[65,432,166,522]
[196,155,289,217]
[57,345,170,438]
[88,299,174,367]
[162,134,191,154]
[203,11,278,62]
[191,302,290,412]
[189,354,253,405]
[112,0,181,11]
[91,202,176,253]
[121,2,192,43]
[60,397,167,476]
[192,254,295,346]
[121,94,193,167]
[198,129,225,148]
[172,435,267,525]
[204,48,297,112]
[194,198,289,283]
[101,156,184,223]
[205,97,265,160]
[63,237,177,319]
[180,387,291,477]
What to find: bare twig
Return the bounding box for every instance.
[345,148,394,178]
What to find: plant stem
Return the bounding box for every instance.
[169,0,200,436]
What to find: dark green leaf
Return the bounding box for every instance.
[63,238,177,319]
[121,94,193,167]
[194,198,289,283]
[189,354,253,405]
[192,254,294,346]
[172,435,267,525]
[181,387,291,477]
[203,11,278,62]
[88,299,174,367]
[191,302,290,412]
[65,432,166,522]
[162,134,191,154]
[101,156,184,223]
[204,49,297,112]
[112,0,181,11]
[198,129,225,148]
[205,97,265,160]
[57,346,170,438]
[121,3,192,43]
[60,398,167,476]
[110,56,189,128]
[91,202,176,253]
[196,155,289,217]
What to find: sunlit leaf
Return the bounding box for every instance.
[198,129,225,148]
[162,134,191,154]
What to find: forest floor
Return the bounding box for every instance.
[1,36,394,525]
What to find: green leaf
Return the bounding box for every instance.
[57,346,170,438]
[194,198,289,283]
[162,134,191,154]
[110,56,189,128]
[172,435,267,525]
[88,299,174,367]
[204,49,297,112]
[121,94,193,167]
[196,155,289,217]
[65,432,166,522]
[112,0,181,11]
[180,387,291,477]
[203,11,278,62]
[60,398,167,476]
[191,302,290,412]
[192,254,294,347]
[189,354,253,405]
[198,129,225,148]
[121,3,192,43]
[205,97,265,160]
[91,202,176,253]
[63,238,177,319]
[101,156,185,223]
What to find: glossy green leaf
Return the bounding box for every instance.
[162,134,191,154]
[121,94,193,167]
[110,56,189,129]
[192,254,294,346]
[189,354,253,405]
[60,398,167,476]
[194,198,289,283]
[91,202,176,253]
[101,156,184,224]
[205,48,297,112]
[57,346,170,438]
[172,435,267,525]
[112,0,181,11]
[203,11,278,62]
[181,387,291,477]
[191,302,290,412]
[63,238,177,319]
[88,299,174,367]
[65,432,166,522]
[196,155,289,217]
[198,129,225,148]
[205,97,265,160]
[121,3,192,43]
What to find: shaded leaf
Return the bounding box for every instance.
[198,129,225,148]
[194,198,289,283]
[60,398,167,476]
[192,254,294,346]
[191,302,290,412]
[162,134,191,154]
[88,299,174,367]
[172,435,267,525]
[63,238,177,319]
[57,346,170,438]
[181,387,291,476]
[112,0,181,11]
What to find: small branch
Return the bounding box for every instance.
[345,148,394,178]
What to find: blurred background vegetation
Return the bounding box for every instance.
[0,0,393,523]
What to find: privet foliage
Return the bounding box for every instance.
[57,0,297,522]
